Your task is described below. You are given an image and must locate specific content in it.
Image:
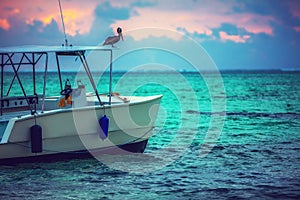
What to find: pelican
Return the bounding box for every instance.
[103,27,124,47]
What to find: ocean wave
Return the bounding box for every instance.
[187,110,300,120]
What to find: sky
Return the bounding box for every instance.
[0,0,300,71]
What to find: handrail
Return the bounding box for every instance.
[77,51,103,106]
[0,95,39,113]
[41,53,48,113]
[0,52,47,115]
[6,53,34,114]
[109,50,113,105]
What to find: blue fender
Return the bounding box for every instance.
[99,115,109,140]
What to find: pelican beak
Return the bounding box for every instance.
[120,33,124,41]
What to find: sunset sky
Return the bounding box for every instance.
[0,0,300,71]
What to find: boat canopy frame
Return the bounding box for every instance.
[0,46,115,116]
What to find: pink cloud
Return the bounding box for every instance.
[0,18,10,30]
[0,0,287,43]
[113,1,276,42]
[0,0,98,36]
[288,0,300,18]
[230,13,275,35]
[113,6,222,41]
[294,26,300,32]
[219,31,250,43]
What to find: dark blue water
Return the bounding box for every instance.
[0,71,299,199]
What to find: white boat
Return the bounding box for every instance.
[0,45,162,164]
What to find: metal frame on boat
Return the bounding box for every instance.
[0,45,162,164]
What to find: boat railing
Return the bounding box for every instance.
[0,94,39,114]
[0,46,115,116]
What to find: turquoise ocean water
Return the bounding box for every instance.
[0,71,299,199]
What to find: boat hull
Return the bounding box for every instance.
[0,140,148,165]
[0,95,162,164]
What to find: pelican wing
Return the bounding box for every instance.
[103,35,120,46]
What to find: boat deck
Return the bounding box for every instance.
[0,94,161,143]
[0,94,158,121]
[0,110,33,122]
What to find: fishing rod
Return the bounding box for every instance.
[58,0,68,46]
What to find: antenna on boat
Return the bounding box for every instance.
[58,0,69,46]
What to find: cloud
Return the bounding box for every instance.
[125,27,183,41]
[0,18,10,30]
[0,0,300,70]
[94,1,131,21]
[1,0,296,44]
[0,0,99,36]
[219,31,250,43]
[0,15,64,46]
[288,0,300,18]
[294,26,300,32]
[111,0,279,43]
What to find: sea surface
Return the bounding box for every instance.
[0,71,299,199]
